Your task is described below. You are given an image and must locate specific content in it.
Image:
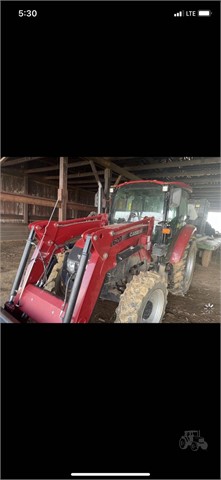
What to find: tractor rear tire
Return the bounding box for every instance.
[115,271,168,323]
[179,437,188,449]
[169,239,197,296]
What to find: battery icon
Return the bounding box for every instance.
[198,10,211,16]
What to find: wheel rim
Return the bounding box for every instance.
[141,288,165,323]
[184,247,195,288]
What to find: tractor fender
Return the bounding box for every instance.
[169,224,196,264]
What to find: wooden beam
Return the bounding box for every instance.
[70,185,97,189]
[0,191,94,212]
[89,157,140,181]
[45,170,105,180]
[25,164,60,174]
[1,168,59,188]
[69,170,105,179]
[2,157,44,167]
[23,176,29,224]
[104,168,111,197]
[113,175,122,187]
[128,157,221,171]
[102,157,137,161]
[58,157,68,221]
[104,168,111,213]
[68,179,104,185]
[67,201,95,212]
[0,191,59,208]
[142,169,220,179]
[185,177,221,184]
[0,157,10,165]
[67,161,90,168]
[89,160,101,184]
[1,170,98,196]
[25,160,89,174]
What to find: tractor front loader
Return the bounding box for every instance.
[1,180,197,324]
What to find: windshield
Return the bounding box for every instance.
[110,184,165,224]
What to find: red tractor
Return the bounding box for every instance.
[0,180,197,324]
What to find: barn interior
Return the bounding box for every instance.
[0,156,220,323]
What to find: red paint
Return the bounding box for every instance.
[116,179,192,193]
[12,215,153,323]
[169,225,196,264]
[14,285,64,323]
[25,215,108,285]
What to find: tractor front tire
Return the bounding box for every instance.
[115,271,168,323]
[191,442,199,452]
[169,240,197,296]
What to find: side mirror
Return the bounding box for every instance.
[169,188,182,208]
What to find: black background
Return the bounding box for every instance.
[1,1,220,479]
[1,1,220,156]
[1,325,220,479]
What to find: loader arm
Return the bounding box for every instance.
[25,214,108,285]
[6,216,154,323]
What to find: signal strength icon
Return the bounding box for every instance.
[174,11,184,17]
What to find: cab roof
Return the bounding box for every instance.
[116,179,192,193]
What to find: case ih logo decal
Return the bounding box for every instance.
[111,228,145,246]
[129,229,143,237]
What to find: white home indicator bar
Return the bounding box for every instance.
[71,475,150,478]
[198,10,211,16]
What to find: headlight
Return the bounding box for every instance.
[67,258,79,274]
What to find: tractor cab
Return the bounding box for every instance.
[110,180,192,245]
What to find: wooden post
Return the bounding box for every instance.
[87,157,140,180]
[23,176,29,224]
[58,157,68,221]
[114,175,122,187]
[73,188,79,219]
[104,168,111,213]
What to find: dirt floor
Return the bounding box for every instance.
[0,241,220,323]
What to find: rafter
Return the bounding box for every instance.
[142,170,220,179]
[25,160,90,174]
[1,157,45,167]
[88,157,140,181]
[128,157,221,171]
